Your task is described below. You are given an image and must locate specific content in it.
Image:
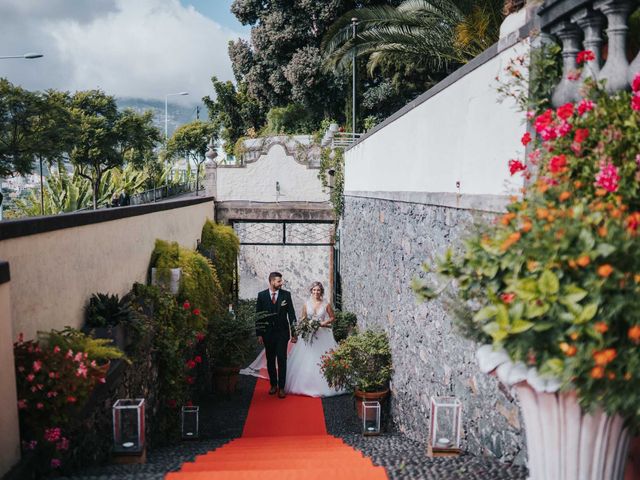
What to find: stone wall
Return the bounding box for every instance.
[341,195,526,463]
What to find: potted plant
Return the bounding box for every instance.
[332,310,358,343]
[208,300,257,395]
[320,329,392,418]
[414,75,640,479]
[84,292,133,350]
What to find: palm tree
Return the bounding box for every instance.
[322,0,504,75]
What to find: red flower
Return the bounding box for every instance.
[556,121,572,137]
[632,93,640,112]
[548,154,567,174]
[186,376,195,384]
[534,109,554,133]
[192,308,200,316]
[26,373,35,382]
[196,332,206,343]
[186,360,197,369]
[574,128,589,143]
[632,73,640,93]
[17,399,27,409]
[44,427,62,443]
[194,355,202,364]
[577,99,595,116]
[556,103,574,120]
[576,50,595,64]
[66,396,76,404]
[626,212,640,233]
[183,301,191,310]
[521,132,532,146]
[500,292,516,304]
[508,159,527,176]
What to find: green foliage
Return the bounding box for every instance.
[333,311,358,343]
[414,85,640,429]
[264,103,315,134]
[200,220,240,302]
[166,120,216,192]
[39,327,126,364]
[207,300,257,367]
[320,329,392,392]
[85,293,132,328]
[318,147,345,218]
[151,239,224,323]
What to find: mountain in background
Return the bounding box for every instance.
[116,98,205,137]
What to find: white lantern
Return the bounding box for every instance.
[362,401,381,436]
[428,396,462,456]
[182,405,199,439]
[112,399,145,455]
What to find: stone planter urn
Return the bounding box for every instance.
[477,345,631,480]
[150,267,181,295]
[354,388,389,419]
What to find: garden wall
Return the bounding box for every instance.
[0,197,214,340]
[340,22,533,462]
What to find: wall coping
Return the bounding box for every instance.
[347,20,534,152]
[345,191,510,213]
[0,196,214,241]
[0,261,9,284]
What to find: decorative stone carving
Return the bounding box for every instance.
[551,21,582,106]
[594,0,632,93]
[572,8,605,85]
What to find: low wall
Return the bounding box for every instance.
[0,197,214,340]
[0,263,20,477]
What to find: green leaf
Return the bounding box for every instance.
[575,303,598,324]
[538,270,559,296]
[496,304,510,328]
[509,302,525,321]
[511,318,534,334]
[595,243,616,258]
[473,305,498,322]
[562,285,588,304]
[533,322,554,332]
[579,229,595,251]
[542,358,564,376]
[514,278,538,301]
[526,301,550,319]
[482,322,509,342]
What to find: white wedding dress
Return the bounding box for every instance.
[240,298,346,398]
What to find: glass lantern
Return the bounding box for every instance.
[112,399,145,454]
[362,401,381,436]
[429,396,462,453]
[182,405,199,439]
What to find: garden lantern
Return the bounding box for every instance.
[362,401,381,436]
[181,405,199,439]
[112,399,145,455]
[428,396,462,456]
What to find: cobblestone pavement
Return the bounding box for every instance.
[322,393,529,480]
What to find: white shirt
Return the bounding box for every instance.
[268,288,279,303]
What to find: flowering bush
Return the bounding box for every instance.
[415,75,640,428]
[14,334,108,472]
[320,330,392,392]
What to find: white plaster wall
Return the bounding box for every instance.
[344,40,530,197]
[217,144,329,202]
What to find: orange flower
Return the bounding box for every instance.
[635,274,640,284]
[595,188,607,197]
[591,366,605,379]
[594,322,608,333]
[527,260,538,271]
[597,264,614,278]
[628,325,640,344]
[576,255,590,267]
[607,372,616,380]
[500,232,521,251]
[611,209,622,219]
[598,226,608,238]
[559,191,571,202]
[500,212,517,225]
[593,348,616,366]
[521,221,533,233]
[574,180,583,189]
[568,259,577,269]
[624,372,632,381]
[569,332,579,341]
[536,208,549,220]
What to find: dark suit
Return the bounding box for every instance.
[256,289,297,389]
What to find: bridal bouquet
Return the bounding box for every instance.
[296,315,321,344]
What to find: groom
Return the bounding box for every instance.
[256,272,297,398]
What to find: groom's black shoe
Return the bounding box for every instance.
[278,389,286,399]
[268,385,277,395]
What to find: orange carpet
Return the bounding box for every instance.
[165,379,388,480]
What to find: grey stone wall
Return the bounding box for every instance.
[341,195,526,463]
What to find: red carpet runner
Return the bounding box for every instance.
[166,378,388,479]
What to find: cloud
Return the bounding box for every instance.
[0,0,242,102]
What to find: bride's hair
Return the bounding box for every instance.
[309,281,324,297]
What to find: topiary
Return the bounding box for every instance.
[200,219,240,303]
[333,310,358,343]
[85,293,131,328]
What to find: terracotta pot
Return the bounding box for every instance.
[213,366,240,395]
[354,388,389,419]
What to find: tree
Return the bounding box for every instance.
[166,121,216,195]
[0,78,40,177]
[115,109,161,170]
[323,0,503,74]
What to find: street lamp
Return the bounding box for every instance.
[351,18,358,134]
[0,53,44,59]
[165,92,189,141]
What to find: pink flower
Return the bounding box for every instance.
[56,437,70,451]
[17,399,27,409]
[67,396,76,404]
[567,70,581,81]
[36,403,44,409]
[65,349,73,359]
[17,366,25,373]
[556,121,572,137]
[50,459,61,469]
[549,154,568,174]
[595,161,620,192]
[32,360,42,372]
[99,376,106,384]
[47,391,58,398]
[528,149,542,165]
[534,109,554,133]
[556,103,574,120]
[540,126,557,141]
[53,346,61,354]
[577,99,595,116]
[633,73,640,93]
[521,132,532,146]
[576,50,595,64]
[542,176,559,186]
[632,93,640,112]
[26,373,35,382]
[74,352,84,363]
[44,427,62,442]
[76,363,88,378]
[28,440,37,450]
[636,154,640,169]
[508,159,527,176]
[500,292,516,304]
[526,110,535,120]
[194,355,202,364]
[49,372,56,379]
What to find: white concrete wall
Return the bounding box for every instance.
[344,40,529,199]
[217,143,329,203]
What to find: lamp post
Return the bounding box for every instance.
[351,18,358,134]
[0,53,43,60]
[164,92,188,198]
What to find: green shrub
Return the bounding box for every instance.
[85,293,132,327]
[333,310,357,342]
[39,327,126,364]
[208,299,258,367]
[151,239,223,324]
[200,219,240,302]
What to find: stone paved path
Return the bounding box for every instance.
[59,375,528,479]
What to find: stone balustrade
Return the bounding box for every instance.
[538,0,640,105]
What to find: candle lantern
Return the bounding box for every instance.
[428,396,462,456]
[362,401,381,436]
[112,399,145,455]
[182,405,199,439]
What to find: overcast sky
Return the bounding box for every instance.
[0,0,248,104]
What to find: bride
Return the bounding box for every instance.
[241,281,345,397]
